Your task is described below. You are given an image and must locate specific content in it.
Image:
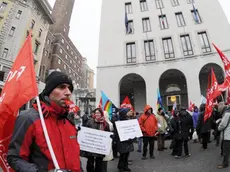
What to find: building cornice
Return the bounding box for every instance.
[97,49,230,69]
[36,0,55,24]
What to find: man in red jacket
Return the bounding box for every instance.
[138,105,158,160]
[7,71,81,172]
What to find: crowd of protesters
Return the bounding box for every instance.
[6,71,230,172]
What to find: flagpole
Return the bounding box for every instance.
[36,96,60,169]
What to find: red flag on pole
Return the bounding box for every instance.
[204,69,219,122]
[213,44,230,91]
[0,33,38,172]
[188,100,195,111]
[121,96,134,111]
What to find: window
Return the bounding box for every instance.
[198,32,211,53]
[126,42,136,63]
[38,29,42,37]
[126,20,134,34]
[71,51,73,55]
[65,54,67,59]
[191,9,202,23]
[64,28,66,32]
[140,0,148,11]
[171,0,179,6]
[180,34,193,56]
[58,59,61,64]
[162,37,174,59]
[2,48,8,58]
[159,15,168,29]
[142,17,151,32]
[74,64,76,68]
[67,45,69,49]
[70,60,72,64]
[144,40,155,61]
[44,50,48,56]
[0,2,7,12]
[34,41,40,54]
[47,39,50,44]
[69,69,71,74]
[175,12,186,27]
[125,2,132,14]
[60,48,63,54]
[64,64,66,69]
[61,39,64,44]
[31,20,35,29]
[155,0,164,9]
[16,10,22,19]
[23,0,27,4]
[9,26,15,36]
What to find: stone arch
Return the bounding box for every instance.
[199,63,224,97]
[159,69,188,110]
[119,73,146,112]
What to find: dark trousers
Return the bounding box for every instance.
[222,140,230,166]
[112,142,118,157]
[157,134,165,150]
[142,136,155,157]
[175,139,189,156]
[201,132,209,149]
[118,152,129,169]
[86,157,103,172]
[101,161,107,172]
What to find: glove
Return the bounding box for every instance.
[110,134,114,139]
[54,169,72,172]
[77,126,81,131]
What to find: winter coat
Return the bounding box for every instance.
[192,111,199,128]
[138,105,158,137]
[218,107,230,140]
[7,101,81,172]
[171,110,193,140]
[115,109,134,154]
[156,112,168,134]
[196,111,212,134]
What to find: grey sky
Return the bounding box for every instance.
[48,0,230,79]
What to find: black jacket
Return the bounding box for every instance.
[196,111,212,134]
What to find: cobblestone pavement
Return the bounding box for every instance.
[81,140,229,172]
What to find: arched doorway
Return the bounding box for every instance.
[159,69,188,111]
[199,63,224,98]
[119,73,146,113]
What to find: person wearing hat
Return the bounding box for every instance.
[116,108,134,172]
[7,71,81,172]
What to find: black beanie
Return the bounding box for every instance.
[43,71,73,96]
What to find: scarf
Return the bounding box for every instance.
[93,115,106,130]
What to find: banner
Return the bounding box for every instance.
[77,127,113,155]
[115,119,142,142]
[0,33,38,172]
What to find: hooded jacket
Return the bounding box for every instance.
[138,105,158,137]
[7,100,81,172]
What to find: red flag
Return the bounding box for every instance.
[188,100,195,111]
[0,33,38,172]
[213,44,230,91]
[204,69,219,122]
[210,69,222,99]
[120,96,134,111]
[227,88,230,105]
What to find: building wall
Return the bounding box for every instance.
[97,0,230,109]
[0,0,53,80]
[88,69,94,89]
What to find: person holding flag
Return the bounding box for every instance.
[7,71,81,172]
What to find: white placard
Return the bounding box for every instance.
[115,119,143,142]
[77,126,113,155]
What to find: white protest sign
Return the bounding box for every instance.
[115,119,143,142]
[77,126,113,155]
